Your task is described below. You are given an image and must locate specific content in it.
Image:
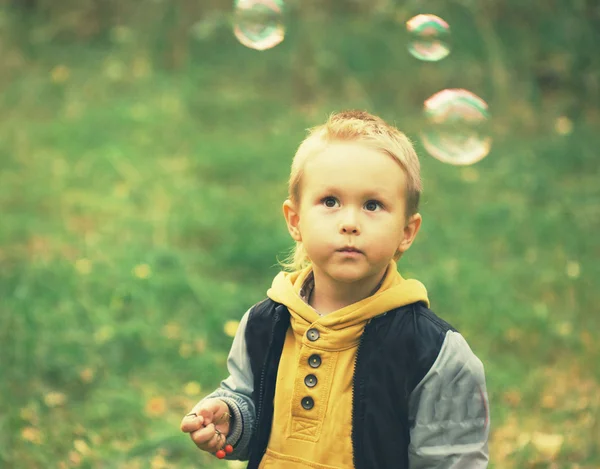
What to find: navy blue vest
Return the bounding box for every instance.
[244,299,456,469]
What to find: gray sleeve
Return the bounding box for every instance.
[201,308,255,460]
[408,330,490,469]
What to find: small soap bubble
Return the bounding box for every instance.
[420,89,492,166]
[406,14,450,62]
[233,0,285,51]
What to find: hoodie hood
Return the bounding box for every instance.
[267,260,429,350]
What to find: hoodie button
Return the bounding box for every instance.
[304,374,318,388]
[301,396,314,410]
[307,328,320,341]
[308,354,321,368]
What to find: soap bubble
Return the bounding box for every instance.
[233,0,285,51]
[420,89,492,165]
[406,14,450,62]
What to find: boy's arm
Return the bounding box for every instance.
[201,308,255,460]
[408,330,490,469]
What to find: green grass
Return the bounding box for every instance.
[1,12,599,468]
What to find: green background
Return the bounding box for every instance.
[1,0,598,467]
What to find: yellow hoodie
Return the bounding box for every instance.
[261,260,429,469]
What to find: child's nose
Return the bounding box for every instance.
[341,224,359,234]
[339,212,360,234]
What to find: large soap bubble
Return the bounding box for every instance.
[233,0,285,51]
[420,89,492,165]
[406,14,450,62]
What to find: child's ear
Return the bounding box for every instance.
[283,199,302,242]
[397,213,422,255]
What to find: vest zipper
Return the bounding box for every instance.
[351,319,371,469]
[251,307,281,468]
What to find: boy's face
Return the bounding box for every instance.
[283,141,421,285]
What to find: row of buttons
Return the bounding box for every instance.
[303,327,321,410]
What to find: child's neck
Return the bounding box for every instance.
[308,267,388,315]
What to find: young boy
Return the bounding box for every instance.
[180,111,490,468]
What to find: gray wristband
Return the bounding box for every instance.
[218,397,244,448]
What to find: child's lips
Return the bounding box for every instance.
[337,247,363,255]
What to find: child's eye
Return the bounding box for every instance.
[365,200,383,211]
[322,197,338,208]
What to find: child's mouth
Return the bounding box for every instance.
[338,247,363,254]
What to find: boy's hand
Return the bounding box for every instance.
[180,398,231,453]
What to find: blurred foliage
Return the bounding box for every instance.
[0,0,599,468]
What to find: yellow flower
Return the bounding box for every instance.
[21,426,42,444]
[162,322,180,340]
[51,65,70,83]
[19,406,37,423]
[504,328,522,342]
[178,343,192,358]
[44,391,67,407]
[183,381,202,397]
[74,439,91,455]
[502,389,521,407]
[554,116,573,136]
[531,432,564,458]
[541,393,557,409]
[566,261,580,279]
[75,258,92,275]
[94,325,114,344]
[145,397,167,417]
[223,320,240,338]
[133,263,151,279]
[79,368,95,383]
[195,339,207,353]
[150,453,170,469]
[516,432,531,450]
[69,450,82,466]
[556,321,573,337]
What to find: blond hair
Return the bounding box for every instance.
[279,110,422,272]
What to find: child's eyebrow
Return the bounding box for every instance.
[318,186,394,201]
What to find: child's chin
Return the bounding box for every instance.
[327,266,369,283]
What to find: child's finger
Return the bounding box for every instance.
[190,423,214,446]
[197,407,214,426]
[198,399,224,425]
[190,424,221,451]
[180,412,204,433]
